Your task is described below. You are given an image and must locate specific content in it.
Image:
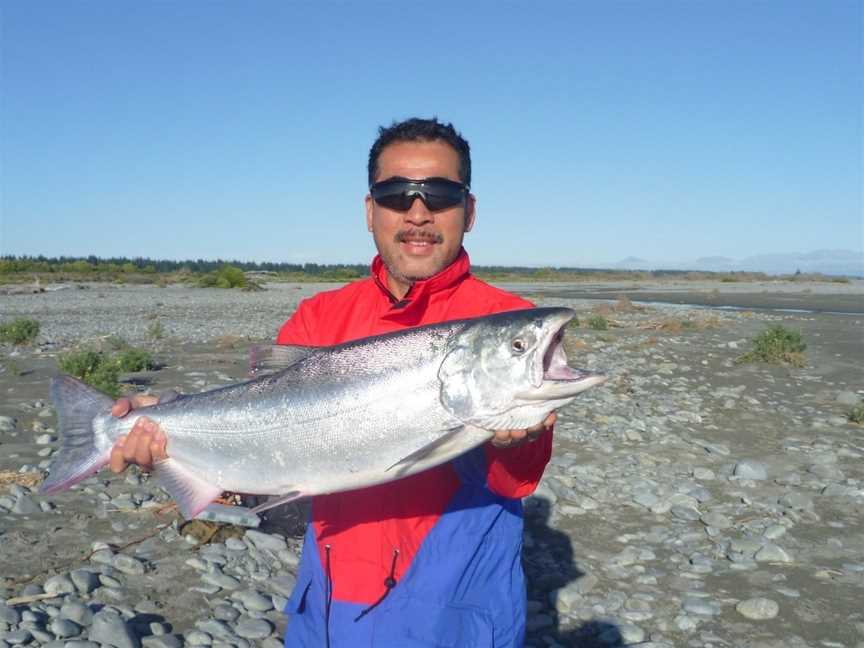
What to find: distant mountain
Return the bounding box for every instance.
[599,250,863,276]
[612,256,652,270]
[734,250,863,276]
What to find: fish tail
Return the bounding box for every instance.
[40,375,114,495]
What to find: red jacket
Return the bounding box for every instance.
[277,249,552,646]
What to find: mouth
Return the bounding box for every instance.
[396,231,443,247]
[533,312,607,396]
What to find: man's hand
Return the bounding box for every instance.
[109,394,168,473]
[490,411,556,449]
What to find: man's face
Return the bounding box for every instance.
[366,140,475,297]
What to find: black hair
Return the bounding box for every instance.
[367,117,471,188]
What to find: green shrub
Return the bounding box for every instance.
[567,316,581,329]
[116,348,156,372]
[849,403,864,425]
[59,349,122,397]
[736,325,806,367]
[0,318,40,345]
[59,345,156,397]
[199,264,248,289]
[587,314,608,331]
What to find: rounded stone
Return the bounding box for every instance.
[682,599,721,616]
[736,597,779,620]
[234,590,273,612]
[44,574,77,596]
[733,460,768,480]
[60,601,93,626]
[4,629,33,645]
[234,617,274,639]
[69,569,100,594]
[113,555,146,576]
[0,603,22,624]
[50,617,81,638]
[755,544,793,563]
[90,610,140,648]
[700,512,733,529]
[184,631,213,646]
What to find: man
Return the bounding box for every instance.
[110,117,555,647]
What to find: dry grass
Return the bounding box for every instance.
[639,315,722,333]
[0,471,42,492]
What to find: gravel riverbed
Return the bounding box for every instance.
[1,281,862,647]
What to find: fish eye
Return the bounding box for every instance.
[511,338,526,354]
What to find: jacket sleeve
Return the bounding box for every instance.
[484,427,553,499]
[276,298,317,345]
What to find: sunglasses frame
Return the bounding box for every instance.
[369,176,470,212]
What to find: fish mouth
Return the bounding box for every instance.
[529,311,607,398]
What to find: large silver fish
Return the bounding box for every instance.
[41,307,605,519]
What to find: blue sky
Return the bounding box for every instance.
[1,1,861,267]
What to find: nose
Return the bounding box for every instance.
[402,195,434,225]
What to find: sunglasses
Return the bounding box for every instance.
[370,177,469,212]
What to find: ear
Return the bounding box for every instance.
[365,194,374,232]
[464,193,476,232]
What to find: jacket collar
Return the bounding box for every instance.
[371,247,471,308]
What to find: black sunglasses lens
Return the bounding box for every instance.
[372,180,465,212]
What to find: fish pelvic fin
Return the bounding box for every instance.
[249,491,304,515]
[385,425,492,477]
[40,375,115,495]
[152,458,223,520]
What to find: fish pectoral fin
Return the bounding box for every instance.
[249,491,304,515]
[385,425,492,477]
[248,344,318,376]
[152,458,222,520]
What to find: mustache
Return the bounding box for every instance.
[395,229,443,244]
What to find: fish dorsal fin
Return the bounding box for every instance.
[248,344,317,376]
[385,425,492,478]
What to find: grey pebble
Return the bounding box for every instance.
[0,416,16,432]
[244,530,287,553]
[212,605,240,623]
[113,555,146,576]
[90,610,140,648]
[3,629,32,645]
[267,574,296,598]
[734,460,768,480]
[142,636,183,648]
[682,599,721,616]
[232,590,273,612]
[755,544,793,563]
[70,569,100,594]
[184,631,212,645]
[234,617,273,640]
[11,495,40,515]
[60,602,92,626]
[736,597,779,620]
[201,572,241,591]
[195,619,235,638]
[0,604,21,625]
[700,512,733,529]
[49,617,81,638]
[44,574,76,596]
[836,390,861,406]
[225,538,247,552]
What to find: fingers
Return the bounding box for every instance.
[111,398,132,418]
[491,411,557,449]
[111,394,160,418]
[108,417,167,473]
